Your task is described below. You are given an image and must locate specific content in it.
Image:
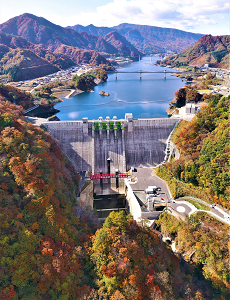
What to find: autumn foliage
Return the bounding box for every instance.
[156,212,230,297]
[0,100,94,299]
[0,83,34,109]
[0,87,229,299]
[89,211,217,300]
[158,94,230,209]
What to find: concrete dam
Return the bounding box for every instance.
[43,114,179,174]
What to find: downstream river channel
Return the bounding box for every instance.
[55,56,185,120]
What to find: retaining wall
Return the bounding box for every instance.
[125,180,142,221]
[79,181,94,208]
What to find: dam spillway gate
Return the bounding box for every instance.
[43,114,179,218]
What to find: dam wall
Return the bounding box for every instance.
[124,117,178,169]
[94,127,125,174]
[43,120,94,171]
[42,114,179,173]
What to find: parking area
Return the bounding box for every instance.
[129,168,171,204]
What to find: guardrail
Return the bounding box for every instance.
[90,173,128,179]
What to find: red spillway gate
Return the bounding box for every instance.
[90,173,128,179]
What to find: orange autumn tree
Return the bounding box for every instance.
[162,94,230,209]
[156,212,230,297]
[90,211,213,300]
[0,100,96,299]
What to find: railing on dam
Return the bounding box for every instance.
[90,173,128,179]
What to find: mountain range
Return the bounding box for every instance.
[0,13,146,81]
[0,32,108,81]
[0,13,228,82]
[0,13,141,57]
[159,35,230,69]
[69,23,204,54]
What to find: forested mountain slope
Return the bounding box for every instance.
[0,87,226,299]
[0,82,35,109]
[157,93,230,209]
[0,14,141,57]
[89,211,222,299]
[0,32,76,81]
[156,211,230,297]
[0,32,111,82]
[0,100,95,299]
[69,23,204,54]
[159,35,230,68]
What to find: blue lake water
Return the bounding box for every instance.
[55,56,185,120]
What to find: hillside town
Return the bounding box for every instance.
[9,64,96,90]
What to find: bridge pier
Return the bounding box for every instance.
[140,70,142,79]
[116,72,117,80]
[164,70,166,79]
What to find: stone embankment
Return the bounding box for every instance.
[24,104,59,118]
[65,89,84,98]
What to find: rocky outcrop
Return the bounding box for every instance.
[99,90,110,96]
[48,115,60,121]
[166,105,177,116]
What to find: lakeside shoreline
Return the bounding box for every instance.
[55,57,185,120]
[65,89,84,99]
[63,78,103,99]
[34,57,223,121]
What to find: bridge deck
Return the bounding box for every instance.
[108,71,180,74]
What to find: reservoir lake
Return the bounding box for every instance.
[55,56,185,120]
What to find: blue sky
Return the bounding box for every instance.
[0,0,229,35]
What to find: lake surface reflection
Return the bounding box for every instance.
[55,56,185,120]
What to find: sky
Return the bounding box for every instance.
[0,0,229,35]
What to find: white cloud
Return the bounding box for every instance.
[64,0,229,34]
[198,15,217,25]
[3,0,226,35]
